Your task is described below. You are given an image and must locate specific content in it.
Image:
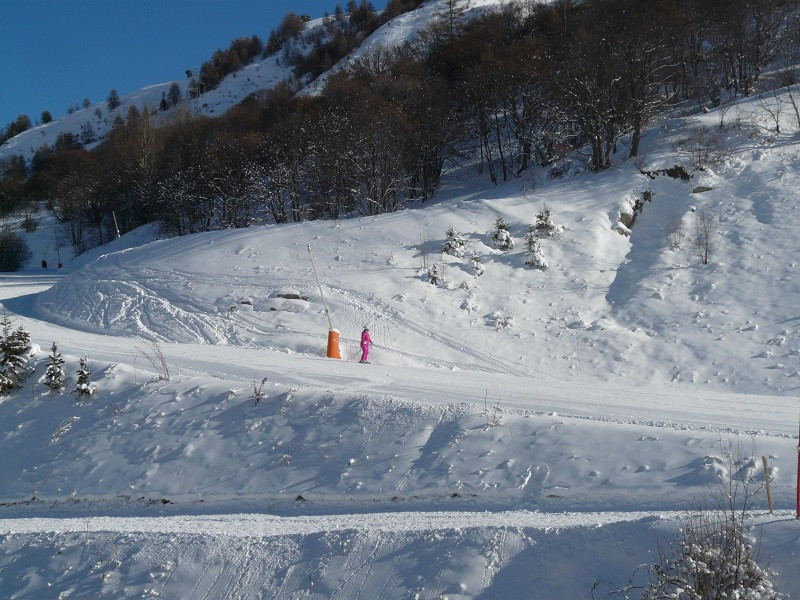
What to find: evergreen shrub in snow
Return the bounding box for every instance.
[524,226,548,270]
[535,204,559,237]
[74,356,96,399]
[470,252,484,277]
[43,342,66,392]
[491,217,514,250]
[427,263,444,285]
[442,227,469,257]
[0,316,32,393]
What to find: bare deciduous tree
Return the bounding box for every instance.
[664,216,685,250]
[692,207,718,265]
[758,91,785,133]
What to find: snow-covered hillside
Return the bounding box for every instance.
[2,1,800,598]
[31,90,800,397]
[0,0,511,163]
[0,22,298,163]
[1,88,800,598]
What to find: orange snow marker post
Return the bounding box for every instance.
[307,244,340,359]
[326,329,341,359]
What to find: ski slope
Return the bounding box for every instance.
[2,88,800,597]
[3,1,800,594]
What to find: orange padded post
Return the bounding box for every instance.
[326,329,341,359]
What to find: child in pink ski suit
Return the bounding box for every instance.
[360,328,372,363]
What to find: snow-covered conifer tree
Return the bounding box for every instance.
[535,204,559,237]
[428,263,443,285]
[524,226,548,269]
[491,217,514,250]
[43,342,66,392]
[74,356,96,399]
[0,317,31,392]
[442,227,469,257]
[470,252,484,277]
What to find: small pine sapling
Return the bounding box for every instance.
[524,226,548,270]
[491,217,514,250]
[427,263,444,285]
[74,356,96,399]
[442,227,469,257]
[470,252,484,277]
[535,204,559,237]
[43,342,66,392]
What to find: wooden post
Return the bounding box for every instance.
[762,455,773,515]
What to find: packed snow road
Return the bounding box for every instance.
[0,509,718,537]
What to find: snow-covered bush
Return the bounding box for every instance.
[470,252,484,277]
[42,342,66,392]
[491,217,514,250]
[643,443,781,600]
[524,226,548,270]
[643,508,780,600]
[442,227,469,257]
[488,310,513,330]
[534,204,559,237]
[74,356,96,399]
[427,263,444,285]
[0,317,32,393]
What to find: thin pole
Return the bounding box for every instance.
[112,211,121,239]
[307,244,333,330]
[762,455,773,515]
[796,414,800,519]
[52,226,61,263]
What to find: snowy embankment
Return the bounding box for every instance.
[4,86,800,599]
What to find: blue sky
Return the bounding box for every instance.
[0,0,343,128]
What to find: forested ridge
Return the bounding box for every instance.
[0,0,797,254]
